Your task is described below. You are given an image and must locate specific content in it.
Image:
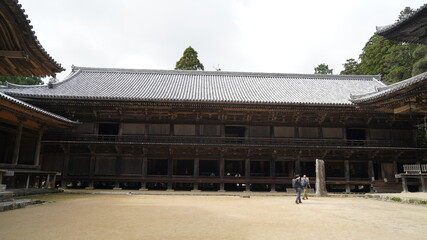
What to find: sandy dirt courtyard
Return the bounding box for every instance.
[1,194,426,240]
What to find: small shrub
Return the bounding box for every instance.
[390,197,402,202]
[366,195,373,198]
[408,199,415,204]
[419,200,427,205]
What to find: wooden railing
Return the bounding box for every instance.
[42,134,422,148]
[403,164,427,174]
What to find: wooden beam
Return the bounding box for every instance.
[394,104,411,114]
[0,50,27,59]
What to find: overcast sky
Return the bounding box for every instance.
[19,0,427,80]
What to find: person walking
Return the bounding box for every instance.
[302,175,311,200]
[292,174,302,204]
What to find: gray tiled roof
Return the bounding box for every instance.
[0,92,77,125]
[1,66,385,105]
[351,71,427,104]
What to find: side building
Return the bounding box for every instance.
[2,66,426,192]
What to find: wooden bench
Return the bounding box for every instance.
[403,164,421,174]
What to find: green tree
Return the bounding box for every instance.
[175,46,204,70]
[412,45,427,76]
[398,6,414,21]
[314,63,333,74]
[0,76,43,85]
[340,58,359,75]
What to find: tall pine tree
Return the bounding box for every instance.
[175,46,204,71]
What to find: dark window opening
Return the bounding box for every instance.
[325,162,345,178]
[0,131,14,164]
[147,159,168,175]
[346,129,365,146]
[301,161,316,178]
[350,162,369,178]
[98,123,119,135]
[174,159,194,175]
[225,160,245,176]
[275,161,291,177]
[200,160,219,176]
[225,126,246,138]
[250,161,270,177]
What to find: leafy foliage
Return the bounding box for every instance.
[339,7,427,83]
[0,76,43,85]
[314,63,333,74]
[340,58,359,75]
[175,46,204,71]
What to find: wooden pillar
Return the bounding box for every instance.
[61,145,70,188]
[295,157,301,176]
[245,156,250,192]
[401,177,408,193]
[86,145,95,190]
[45,174,50,189]
[393,160,398,183]
[219,149,225,192]
[52,173,57,188]
[167,148,174,191]
[368,160,374,181]
[34,128,44,167]
[344,160,350,193]
[12,119,24,165]
[420,176,426,193]
[26,175,30,189]
[192,155,200,192]
[140,156,148,191]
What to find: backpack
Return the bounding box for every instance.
[293,178,302,188]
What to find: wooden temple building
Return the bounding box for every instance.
[2,66,426,192]
[1,0,427,193]
[0,0,77,192]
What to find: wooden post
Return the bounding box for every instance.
[345,160,350,193]
[61,145,70,188]
[45,174,50,189]
[140,156,148,191]
[420,176,426,193]
[33,128,44,167]
[12,119,24,165]
[26,175,30,189]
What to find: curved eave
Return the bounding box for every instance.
[0,0,64,77]
[376,4,427,44]
[0,92,78,127]
[5,92,356,107]
[351,72,427,105]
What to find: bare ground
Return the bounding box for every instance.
[0,194,426,240]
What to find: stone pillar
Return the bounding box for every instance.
[401,177,408,193]
[52,173,57,188]
[315,159,328,197]
[344,160,350,193]
[12,119,24,165]
[33,128,44,167]
[192,182,199,192]
[219,183,225,192]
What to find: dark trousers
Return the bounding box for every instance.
[295,187,302,203]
